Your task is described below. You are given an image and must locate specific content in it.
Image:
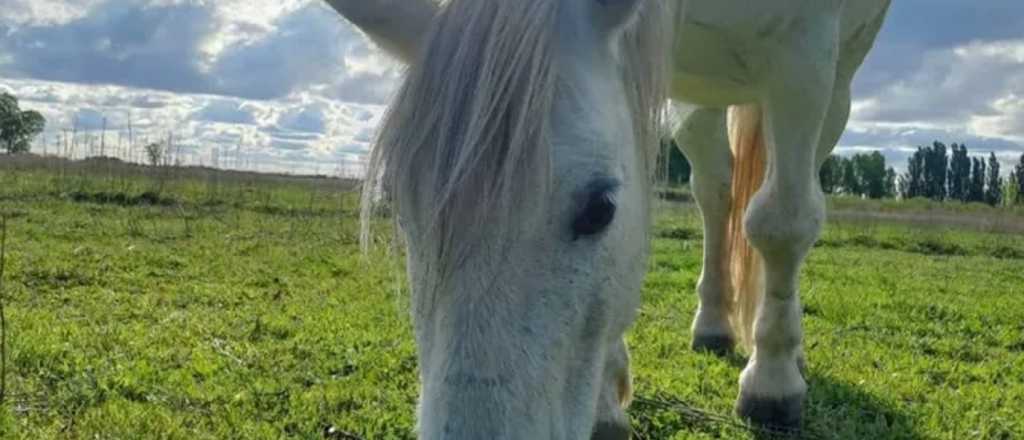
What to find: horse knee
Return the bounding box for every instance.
[743,190,824,262]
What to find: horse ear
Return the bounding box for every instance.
[591,0,644,36]
[324,0,439,64]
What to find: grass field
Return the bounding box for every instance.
[0,162,1022,439]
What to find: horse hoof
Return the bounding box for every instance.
[691,334,735,356]
[590,422,631,440]
[735,391,804,433]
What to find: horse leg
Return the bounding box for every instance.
[784,80,851,378]
[673,107,735,354]
[816,79,852,167]
[592,338,633,440]
[735,23,840,430]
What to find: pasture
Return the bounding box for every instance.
[0,161,1022,439]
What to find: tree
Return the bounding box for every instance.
[850,151,887,199]
[840,156,860,196]
[884,167,898,198]
[968,157,986,203]
[145,142,165,167]
[947,143,971,202]
[0,92,46,154]
[658,138,691,186]
[825,152,893,198]
[1014,153,1024,205]
[923,141,948,200]
[901,147,926,199]
[1005,169,1019,207]
[985,152,1002,206]
[819,154,842,194]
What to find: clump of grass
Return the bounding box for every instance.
[0,215,7,404]
[908,238,968,256]
[657,226,700,241]
[67,190,177,207]
[991,246,1024,260]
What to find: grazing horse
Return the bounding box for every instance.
[326,0,890,437]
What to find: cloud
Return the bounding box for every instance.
[1,0,106,27]
[210,3,349,99]
[192,99,258,125]
[5,0,1024,175]
[853,40,1024,125]
[3,76,385,174]
[0,1,398,104]
[275,102,328,133]
[853,0,1024,96]
[72,107,107,130]
[838,0,1024,167]
[325,71,400,105]
[844,38,1024,164]
[0,2,217,94]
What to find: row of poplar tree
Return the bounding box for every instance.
[821,142,1024,205]
[663,138,1024,206]
[898,142,1023,206]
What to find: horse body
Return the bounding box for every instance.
[667,0,891,428]
[670,1,889,107]
[326,0,891,436]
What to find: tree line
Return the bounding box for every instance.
[661,137,1024,206]
[899,141,1023,206]
[819,151,898,199]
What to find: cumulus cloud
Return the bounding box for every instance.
[72,108,108,130]
[0,0,398,104]
[852,0,1024,96]
[3,0,1022,174]
[0,2,217,94]
[842,37,1024,169]
[275,102,328,133]
[0,0,398,173]
[192,99,258,125]
[1,0,106,27]
[3,77,384,173]
[834,0,1024,171]
[852,40,1024,126]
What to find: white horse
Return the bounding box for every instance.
[326,0,890,437]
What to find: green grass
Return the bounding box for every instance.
[0,167,1021,439]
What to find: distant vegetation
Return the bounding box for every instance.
[899,141,1022,206]
[0,93,46,155]
[658,136,1024,208]
[819,151,898,199]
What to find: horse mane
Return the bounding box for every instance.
[361,0,672,287]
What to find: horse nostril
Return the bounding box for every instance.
[591,422,631,440]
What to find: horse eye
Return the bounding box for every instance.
[572,191,617,239]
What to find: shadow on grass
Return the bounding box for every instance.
[631,371,922,440]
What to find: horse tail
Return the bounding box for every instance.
[725,104,766,350]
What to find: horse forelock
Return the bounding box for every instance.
[360,0,673,290]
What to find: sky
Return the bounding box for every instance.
[1,0,1022,175]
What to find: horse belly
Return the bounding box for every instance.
[669,16,764,107]
[671,72,758,107]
